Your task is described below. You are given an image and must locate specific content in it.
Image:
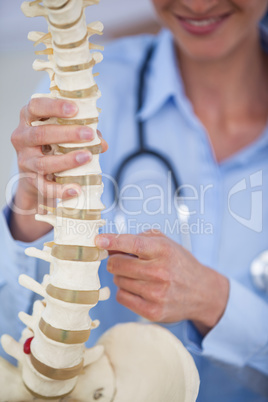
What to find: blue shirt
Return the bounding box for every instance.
[1,25,268,401]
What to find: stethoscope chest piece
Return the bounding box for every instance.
[250,251,268,293]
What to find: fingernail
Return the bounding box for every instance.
[66,188,79,196]
[79,127,94,140]
[63,103,78,116]
[96,236,110,248]
[75,152,92,164]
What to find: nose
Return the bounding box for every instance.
[181,0,219,15]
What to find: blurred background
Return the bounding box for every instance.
[0,0,160,208]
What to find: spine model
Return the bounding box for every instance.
[4,0,109,398]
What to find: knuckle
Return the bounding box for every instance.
[152,229,163,236]
[147,262,169,283]
[149,283,167,304]
[157,266,170,283]
[11,129,20,148]
[159,239,172,258]
[147,305,163,322]
[133,237,145,256]
[28,99,38,116]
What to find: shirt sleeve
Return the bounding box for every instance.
[185,279,268,376]
[0,205,52,363]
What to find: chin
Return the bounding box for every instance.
[176,40,233,62]
[170,27,239,63]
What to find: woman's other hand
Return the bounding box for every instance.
[10,97,107,242]
[95,230,229,335]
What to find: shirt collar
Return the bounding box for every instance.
[137,29,183,121]
[138,19,268,122]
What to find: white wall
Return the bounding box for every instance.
[0,0,158,207]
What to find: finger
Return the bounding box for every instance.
[107,254,150,280]
[97,130,108,153]
[25,125,94,147]
[23,125,108,154]
[108,251,129,256]
[95,233,163,259]
[99,136,108,153]
[24,150,92,175]
[138,229,165,238]
[113,275,148,299]
[114,272,170,305]
[30,175,81,199]
[116,289,161,322]
[22,98,78,125]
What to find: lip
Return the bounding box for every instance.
[176,13,232,36]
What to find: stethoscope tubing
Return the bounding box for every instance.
[112,42,182,205]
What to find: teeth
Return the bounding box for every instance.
[185,17,220,27]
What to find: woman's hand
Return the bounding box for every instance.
[95,230,229,335]
[10,97,107,242]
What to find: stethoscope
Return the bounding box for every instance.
[250,252,268,293]
[111,42,268,294]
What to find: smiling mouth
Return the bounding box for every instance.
[176,12,232,34]
[181,16,226,27]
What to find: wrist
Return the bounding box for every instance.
[12,183,38,214]
[9,186,53,242]
[194,266,230,334]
